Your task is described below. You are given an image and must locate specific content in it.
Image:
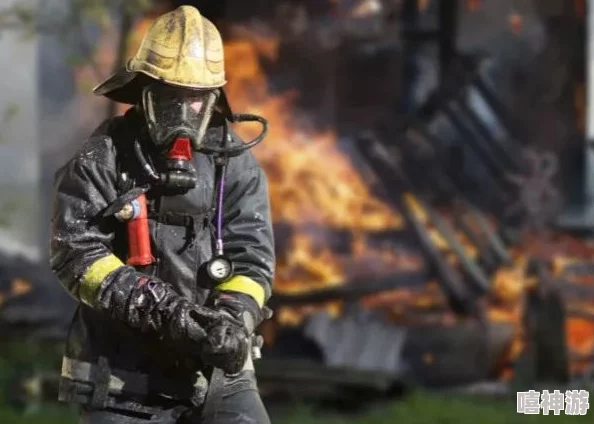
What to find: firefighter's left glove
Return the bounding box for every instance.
[200,310,250,375]
[199,293,272,375]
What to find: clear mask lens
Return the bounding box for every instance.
[142,83,218,150]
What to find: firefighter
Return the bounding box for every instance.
[50,6,274,423]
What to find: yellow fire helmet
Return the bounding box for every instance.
[93,5,232,117]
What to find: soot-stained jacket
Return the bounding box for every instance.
[49,110,275,405]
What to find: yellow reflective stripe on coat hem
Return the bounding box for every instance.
[216,276,265,308]
[79,254,125,307]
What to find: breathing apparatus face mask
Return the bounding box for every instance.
[141,82,219,151]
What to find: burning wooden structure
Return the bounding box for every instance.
[211,0,594,392]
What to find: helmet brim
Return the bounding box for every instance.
[93,67,233,119]
[92,68,146,104]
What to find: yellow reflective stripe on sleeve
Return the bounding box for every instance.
[216,276,265,308]
[79,254,125,307]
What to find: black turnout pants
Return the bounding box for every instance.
[79,371,271,424]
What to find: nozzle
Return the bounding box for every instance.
[252,345,262,360]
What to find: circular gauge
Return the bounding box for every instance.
[206,256,234,283]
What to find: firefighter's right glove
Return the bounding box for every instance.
[199,311,251,375]
[116,277,224,350]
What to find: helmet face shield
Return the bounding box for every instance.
[142,82,218,150]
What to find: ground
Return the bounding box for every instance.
[0,341,591,423]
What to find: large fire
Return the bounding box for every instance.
[222,29,416,294]
[219,26,594,379]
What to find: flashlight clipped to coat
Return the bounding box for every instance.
[114,136,197,267]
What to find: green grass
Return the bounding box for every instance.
[0,341,592,423]
[0,405,77,424]
[275,394,593,424]
[0,392,592,424]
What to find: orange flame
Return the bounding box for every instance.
[224,33,402,232]
[223,29,406,297]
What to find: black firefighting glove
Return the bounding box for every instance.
[199,293,272,375]
[200,308,250,375]
[106,275,224,352]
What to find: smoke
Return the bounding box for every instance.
[0,0,41,258]
[36,0,113,259]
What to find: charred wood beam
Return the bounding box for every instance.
[403,124,512,218]
[408,119,511,210]
[432,56,517,137]
[399,198,474,314]
[452,207,498,271]
[402,124,513,261]
[357,139,477,314]
[441,102,511,190]
[409,194,491,293]
[418,57,524,173]
[392,312,449,326]
[525,286,569,383]
[268,271,429,308]
[454,93,522,172]
[434,185,509,270]
[445,100,515,175]
[410,163,506,268]
[462,204,512,266]
[470,67,521,142]
[360,133,493,293]
[397,197,473,314]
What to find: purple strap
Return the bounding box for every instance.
[215,166,225,256]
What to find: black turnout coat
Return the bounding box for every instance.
[49,110,275,408]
